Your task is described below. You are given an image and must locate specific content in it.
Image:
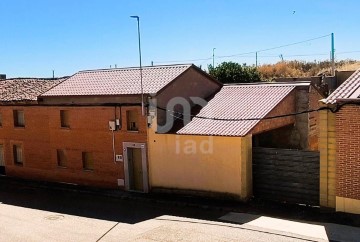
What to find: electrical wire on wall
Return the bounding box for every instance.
[112,130,116,164]
[112,106,117,164]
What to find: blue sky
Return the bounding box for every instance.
[1,0,360,78]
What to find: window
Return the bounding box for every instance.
[0,144,4,166]
[126,110,138,131]
[57,149,67,167]
[82,152,94,171]
[13,110,25,127]
[60,110,70,128]
[13,144,23,165]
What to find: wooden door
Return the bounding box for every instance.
[127,147,143,191]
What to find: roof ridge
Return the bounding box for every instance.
[78,64,193,74]
[223,82,310,87]
[5,77,69,81]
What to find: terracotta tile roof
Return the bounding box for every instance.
[177,83,300,137]
[325,69,360,104]
[41,64,192,97]
[0,78,66,102]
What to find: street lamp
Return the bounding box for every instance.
[130,15,144,116]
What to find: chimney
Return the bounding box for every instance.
[0,74,6,80]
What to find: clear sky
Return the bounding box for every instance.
[1,0,360,78]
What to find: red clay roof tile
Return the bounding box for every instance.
[0,77,67,102]
[41,64,192,97]
[177,83,300,137]
[325,69,360,104]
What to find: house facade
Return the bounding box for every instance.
[0,65,221,192]
[320,69,360,214]
[148,82,323,202]
[0,78,66,176]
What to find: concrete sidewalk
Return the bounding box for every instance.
[2,202,360,241]
[220,212,360,242]
[1,175,360,241]
[0,204,323,242]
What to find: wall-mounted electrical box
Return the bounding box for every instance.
[115,154,123,162]
[117,179,124,186]
[147,115,153,126]
[109,121,116,131]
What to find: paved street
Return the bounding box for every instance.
[0,177,360,241]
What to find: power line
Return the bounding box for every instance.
[155,101,359,122]
[337,50,360,55]
[225,53,330,58]
[217,34,331,58]
[153,34,332,64]
[153,57,212,64]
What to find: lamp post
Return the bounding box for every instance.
[130,15,144,116]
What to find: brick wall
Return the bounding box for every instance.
[0,105,147,188]
[251,91,295,135]
[308,86,323,151]
[336,104,360,200]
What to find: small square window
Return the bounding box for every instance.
[13,110,25,127]
[126,110,138,131]
[82,152,94,171]
[60,110,70,128]
[13,144,23,165]
[57,149,67,167]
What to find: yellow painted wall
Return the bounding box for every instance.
[336,197,360,214]
[319,107,337,208]
[147,125,252,200]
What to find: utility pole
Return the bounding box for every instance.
[212,48,216,67]
[331,33,335,76]
[255,52,258,68]
[131,16,144,116]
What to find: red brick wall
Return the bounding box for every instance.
[0,105,147,188]
[251,91,296,135]
[336,104,360,200]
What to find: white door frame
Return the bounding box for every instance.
[123,142,149,193]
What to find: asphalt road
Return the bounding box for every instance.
[0,177,359,241]
[0,178,226,224]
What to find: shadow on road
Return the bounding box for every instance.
[0,177,225,224]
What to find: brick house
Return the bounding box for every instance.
[0,64,221,192]
[0,77,66,175]
[148,82,323,202]
[319,69,360,214]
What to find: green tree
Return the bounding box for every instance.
[208,61,261,84]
